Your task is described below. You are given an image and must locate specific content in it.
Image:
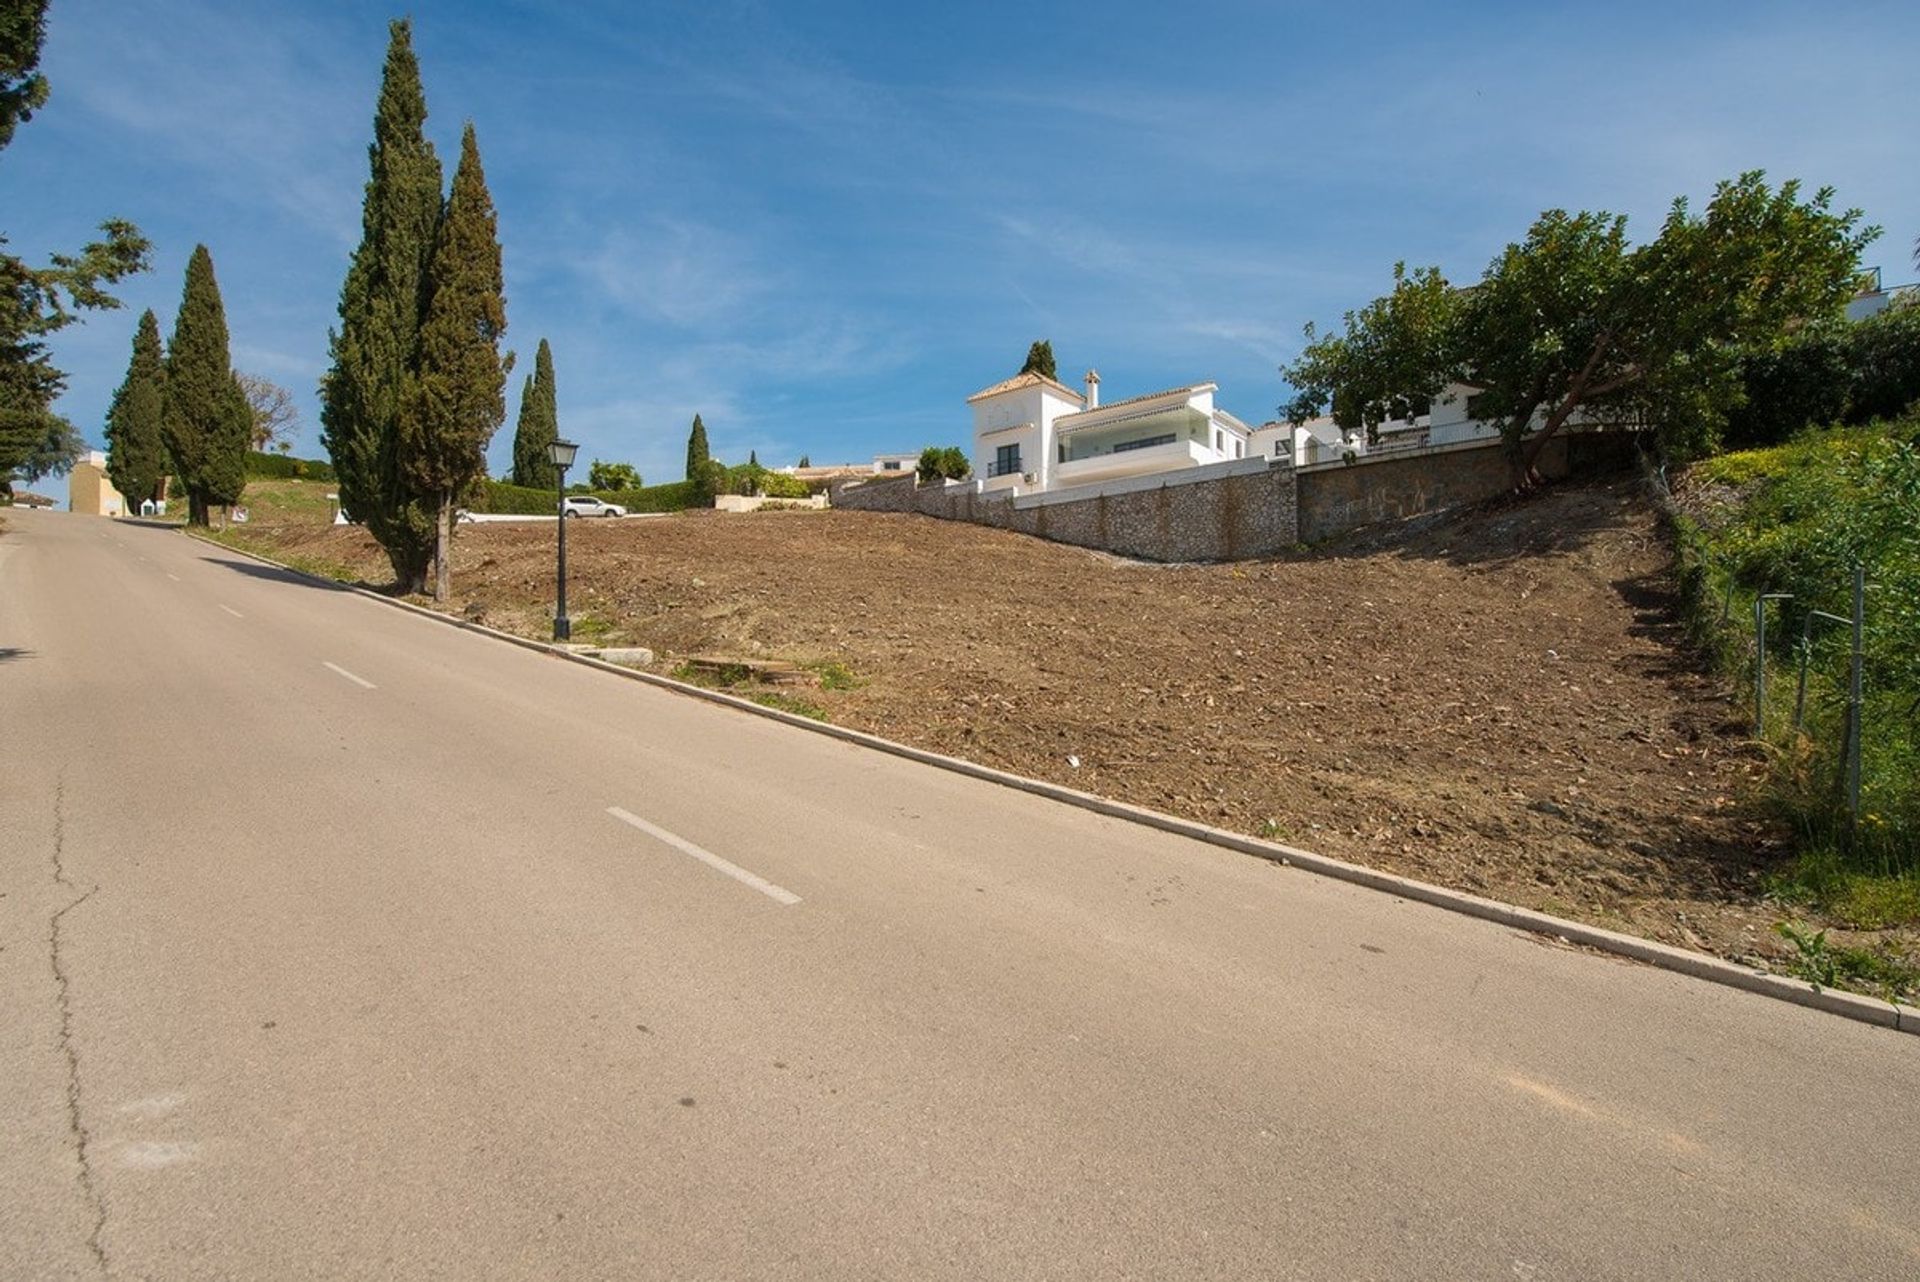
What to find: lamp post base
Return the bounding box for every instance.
[553,616,571,641]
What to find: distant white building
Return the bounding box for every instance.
[871,452,918,475]
[969,368,1254,495]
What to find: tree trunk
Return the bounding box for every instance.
[434,494,451,603]
[387,545,429,597]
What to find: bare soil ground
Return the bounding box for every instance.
[220,478,1915,975]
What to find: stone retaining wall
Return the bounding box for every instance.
[834,433,1633,560]
[832,460,1299,562]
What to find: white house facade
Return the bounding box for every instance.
[970,369,1254,496]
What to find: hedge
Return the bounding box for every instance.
[246,450,337,481]
[1728,304,1920,448]
[472,477,699,515]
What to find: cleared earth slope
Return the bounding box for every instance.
[210,476,1913,979]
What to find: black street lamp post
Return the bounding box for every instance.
[549,438,579,641]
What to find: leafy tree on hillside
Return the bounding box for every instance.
[685,412,709,480]
[105,308,167,507]
[161,246,250,525]
[404,122,509,603]
[917,445,971,482]
[1284,172,1876,486]
[587,459,638,491]
[320,18,443,589]
[0,0,150,494]
[510,336,557,489]
[1019,339,1057,381]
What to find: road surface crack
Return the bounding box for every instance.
[49,776,110,1276]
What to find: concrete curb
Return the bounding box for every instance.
[185,529,1915,1036]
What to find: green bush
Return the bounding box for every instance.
[1728,304,1920,448]
[1681,416,1920,883]
[598,481,696,513]
[245,450,337,481]
[474,477,699,515]
[475,478,557,514]
[917,445,971,482]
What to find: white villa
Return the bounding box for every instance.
[969,369,1257,494]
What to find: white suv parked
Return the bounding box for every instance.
[561,496,627,518]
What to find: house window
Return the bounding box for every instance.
[989,443,1022,477]
[881,460,901,471]
[1234,439,1244,458]
[1465,393,1489,421]
[1112,433,1177,454]
[1214,428,1223,452]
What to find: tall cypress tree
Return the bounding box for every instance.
[685,413,709,480]
[160,246,249,526]
[406,121,508,603]
[1019,339,1057,380]
[510,336,557,489]
[105,308,167,510]
[321,18,442,591]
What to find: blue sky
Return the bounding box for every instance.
[6,0,1917,485]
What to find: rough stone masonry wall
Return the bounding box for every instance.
[1294,433,1634,544]
[832,462,1301,563]
[834,434,1633,560]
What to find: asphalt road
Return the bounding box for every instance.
[3,508,1917,1280]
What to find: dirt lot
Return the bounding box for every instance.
[220,478,1911,975]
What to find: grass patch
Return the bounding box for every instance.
[751,691,829,721]
[669,661,831,721]
[194,527,360,584]
[568,613,615,641]
[1773,921,1920,1001]
[1767,846,1920,929]
[1675,416,1920,887]
[808,659,862,691]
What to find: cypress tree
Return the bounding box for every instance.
[104,308,167,510]
[160,246,249,526]
[321,18,442,591]
[685,413,709,480]
[1019,339,1057,380]
[405,121,508,603]
[510,336,557,489]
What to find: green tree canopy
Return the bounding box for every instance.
[0,0,51,150]
[405,121,509,602]
[587,458,638,491]
[161,246,250,524]
[1283,172,1877,484]
[510,336,557,489]
[320,17,443,589]
[917,445,971,482]
[0,0,149,491]
[105,308,167,507]
[1019,339,1057,381]
[685,412,709,480]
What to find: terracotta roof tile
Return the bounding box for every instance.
[965,371,1087,404]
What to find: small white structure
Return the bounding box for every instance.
[969,368,1253,496]
[871,452,918,475]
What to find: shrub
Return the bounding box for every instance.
[245,450,337,481]
[917,445,971,482]
[474,477,699,515]
[757,470,809,499]
[1680,415,1920,882]
[1728,305,1920,447]
[475,478,556,514]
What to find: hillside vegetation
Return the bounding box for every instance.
[1677,415,1920,939]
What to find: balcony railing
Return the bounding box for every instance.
[985,457,1024,478]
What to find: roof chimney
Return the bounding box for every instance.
[1083,368,1100,409]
